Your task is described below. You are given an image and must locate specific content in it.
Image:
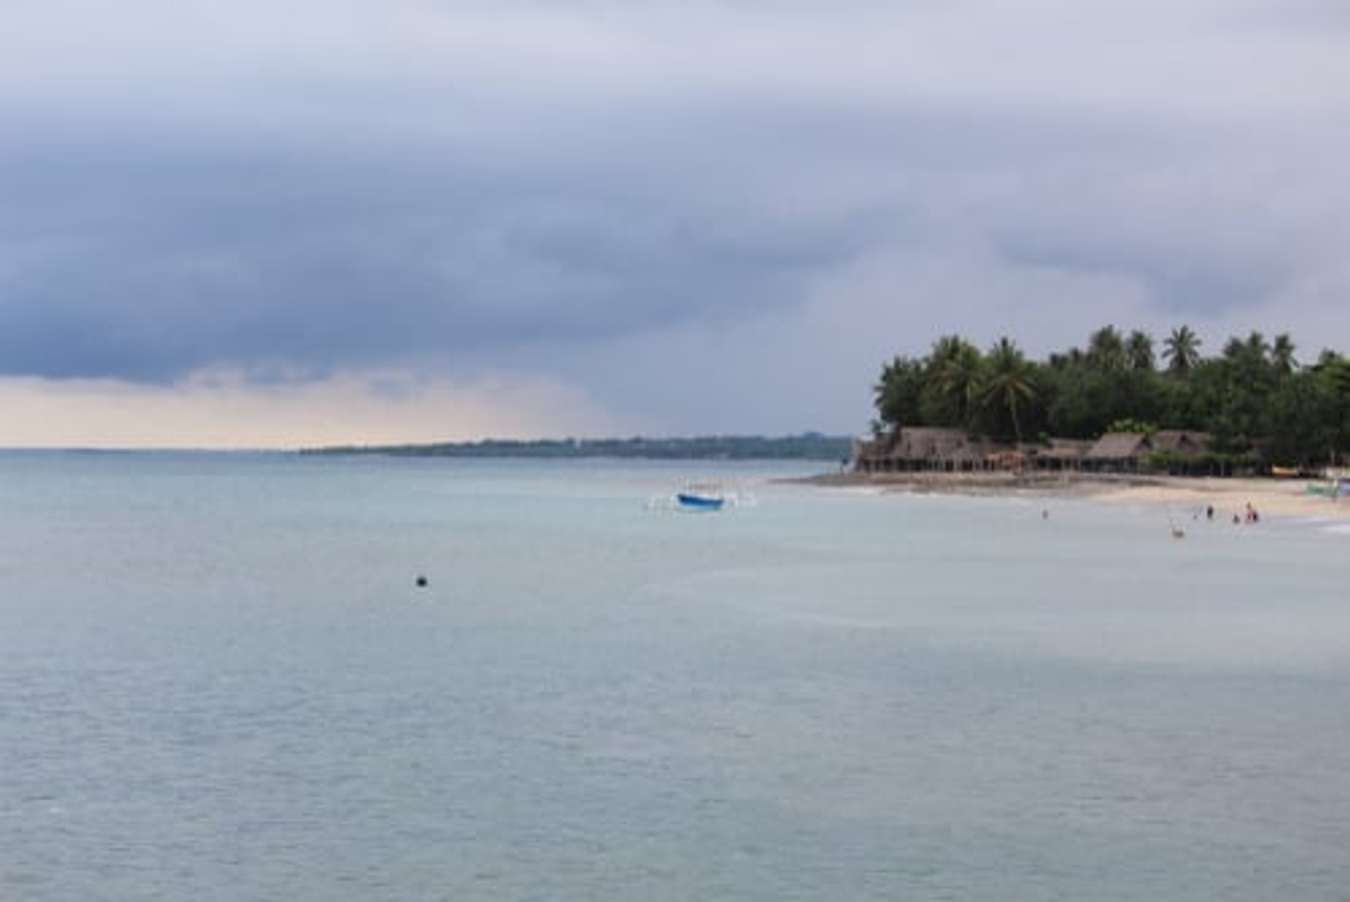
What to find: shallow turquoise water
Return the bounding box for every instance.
[2,453,1348,900]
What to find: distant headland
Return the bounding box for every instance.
[300,433,852,461]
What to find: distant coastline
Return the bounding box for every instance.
[299,433,852,461]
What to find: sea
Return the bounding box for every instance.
[2,452,1348,901]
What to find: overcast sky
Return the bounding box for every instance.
[3,1,1348,446]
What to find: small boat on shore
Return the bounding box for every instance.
[1306,473,1350,499]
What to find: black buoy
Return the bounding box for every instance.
[415,575,428,588]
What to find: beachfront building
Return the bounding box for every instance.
[854,427,980,473]
[854,428,1213,476]
[870,427,970,472]
[1082,432,1152,472]
[854,428,1036,474]
[1151,430,1212,458]
[1081,430,1215,474]
[1031,438,1092,472]
[1149,430,1217,475]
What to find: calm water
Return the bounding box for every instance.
[2,453,1349,901]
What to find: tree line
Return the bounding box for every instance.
[302,433,853,460]
[873,326,1350,466]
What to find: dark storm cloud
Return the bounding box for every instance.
[2,0,1348,418]
[10,62,954,374]
[0,113,880,379]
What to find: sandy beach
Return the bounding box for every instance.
[791,470,1350,522]
[1086,476,1350,521]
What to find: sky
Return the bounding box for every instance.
[2,1,1349,447]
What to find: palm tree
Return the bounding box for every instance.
[1087,326,1127,371]
[1125,330,1155,371]
[1271,333,1297,375]
[1224,331,1272,373]
[1163,325,1202,374]
[929,334,980,368]
[981,337,1037,443]
[1244,331,1271,363]
[928,335,983,427]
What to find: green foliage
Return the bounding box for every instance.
[870,325,1350,466]
[1105,418,1157,435]
[1144,449,1251,475]
[874,356,925,430]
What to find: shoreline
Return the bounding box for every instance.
[783,471,1350,521]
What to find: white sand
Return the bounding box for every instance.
[796,471,1350,522]
[1089,477,1350,521]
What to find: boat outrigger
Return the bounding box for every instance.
[647,480,752,513]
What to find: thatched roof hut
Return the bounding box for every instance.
[1043,438,1093,457]
[852,426,995,472]
[886,427,971,462]
[1031,438,1092,469]
[1082,432,1152,471]
[1151,430,1212,458]
[853,426,1218,476]
[1085,432,1150,460]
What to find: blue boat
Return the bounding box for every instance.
[676,491,725,511]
